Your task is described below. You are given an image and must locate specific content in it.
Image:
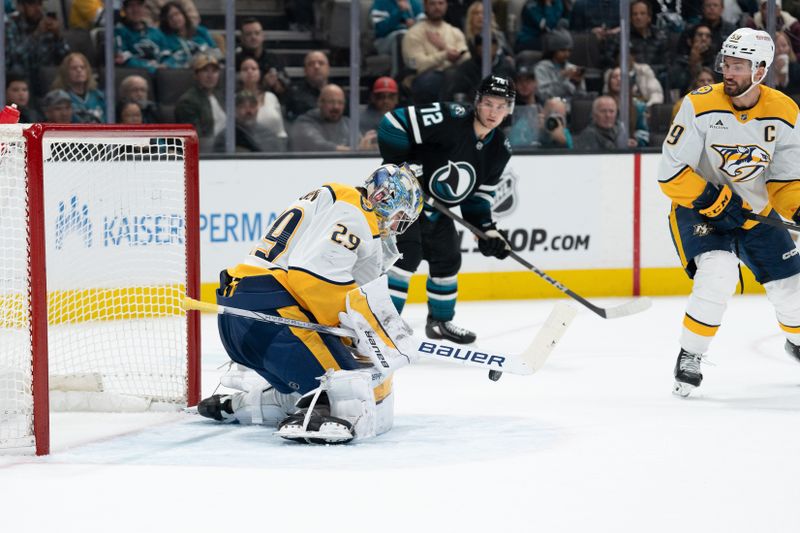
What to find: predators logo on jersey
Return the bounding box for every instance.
[710,144,771,182]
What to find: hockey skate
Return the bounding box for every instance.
[275,391,355,444]
[673,348,704,397]
[197,394,236,422]
[425,317,476,344]
[786,340,800,363]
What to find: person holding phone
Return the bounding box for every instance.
[533,26,586,103]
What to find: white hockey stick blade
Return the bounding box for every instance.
[519,302,577,374]
[600,296,652,319]
[412,302,577,376]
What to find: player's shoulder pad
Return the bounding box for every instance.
[757,85,799,127]
[444,102,469,119]
[322,182,381,238]
[686,82,728,116]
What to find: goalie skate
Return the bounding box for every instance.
[276,412,354,444]
[197,394,236,422]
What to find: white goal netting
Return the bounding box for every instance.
[0,125,196,453]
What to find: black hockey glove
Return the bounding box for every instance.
[693,184,748,232]
[478,228,511,259]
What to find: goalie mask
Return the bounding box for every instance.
[363,163,423,237]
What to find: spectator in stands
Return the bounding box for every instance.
[440,32,515,102]
[41,89,74,124]
[371,0,424,77]
[51,52,106,123]
[671,66,715,119]
[609,55,665,106]
[119,74,159,123]
[678,0,736,57]
[117,99,144,124]
[402,0,470,104]
[4,0,70,96]
[360,76,400,134]
[515,0,565,52]
[235,18,290,100]
[670,22,716,94]
[146,0,200,27]
[237,56,287,141]
[463,1,511,58]
[115,0,170,73]
[5,74,43,123]
[602,0,669,80]
[285,50,330,122]
[539,96,573,149]
[214,91,287,153]
[286,0,314,32]
[175,54,225,151]
[69,0,104,30]
[159,1,220,69]
[773,30,800,95]
[569,0,621,40]
[534,28,586,102]
[290,84,376,152]
[746,0,800,56]
[603,66,650,146]
[575,96,635,149]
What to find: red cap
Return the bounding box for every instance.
[372,77,398,94]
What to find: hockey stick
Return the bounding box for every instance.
[182,296,576,376]
[426,197,652,319]
[745,212,800,232]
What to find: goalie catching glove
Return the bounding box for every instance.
[478,226,511,259]
[338,276,419,376]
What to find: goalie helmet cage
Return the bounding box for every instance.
[0,124,201,456]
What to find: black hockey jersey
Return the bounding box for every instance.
[377,101,512,230]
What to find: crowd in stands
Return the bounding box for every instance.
[4,0,800,153]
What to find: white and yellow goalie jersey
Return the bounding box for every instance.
[658,83,800,224]
[228,183,385,326]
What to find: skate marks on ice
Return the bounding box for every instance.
[44,414,564,469]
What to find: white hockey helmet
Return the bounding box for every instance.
[716,27,775,75]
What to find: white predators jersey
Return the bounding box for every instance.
[229,183,384,325]
[658,83,800,222]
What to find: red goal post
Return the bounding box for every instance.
[0,124,200,455]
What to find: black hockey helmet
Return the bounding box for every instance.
[475,75,516,114]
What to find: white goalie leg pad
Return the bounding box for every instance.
[764,272,800,345]
[326,369,388,439]
[219,363,270,393]
[681,250,740,355]
[340,276,418,376]
[230,387,300,426]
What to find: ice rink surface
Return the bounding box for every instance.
[3,295,800,533]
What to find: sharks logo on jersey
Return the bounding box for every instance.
[710,144,771,182]
[429,161,477,203]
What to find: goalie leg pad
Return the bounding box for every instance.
[276,369,394,443]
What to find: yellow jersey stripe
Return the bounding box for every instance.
[669,203,688,269]
[287,267,357,326]
[779,321,800,335]
[683,313,719,337]
[324,182,381,238]
[766,180,800,221]
[277,305,342,372]
[659,166,708,208]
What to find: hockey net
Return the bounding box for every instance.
[0,124,200,455]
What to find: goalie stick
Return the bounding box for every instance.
[426,197,652,320]
[745,212,800,232]
[183,297,576,376]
